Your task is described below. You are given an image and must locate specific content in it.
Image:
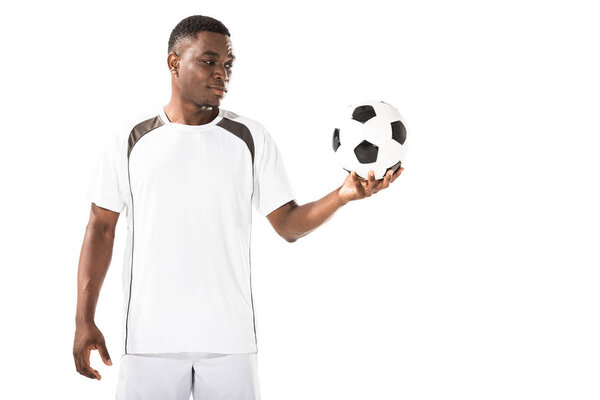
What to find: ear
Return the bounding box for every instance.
[167,52,180,76]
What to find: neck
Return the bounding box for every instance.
[163,97,219,125]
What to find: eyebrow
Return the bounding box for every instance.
[200,51,236,61]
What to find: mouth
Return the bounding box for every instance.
[208,86,227,96]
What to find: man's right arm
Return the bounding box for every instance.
[72,203,119,380]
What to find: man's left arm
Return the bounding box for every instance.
[267,167,404,242]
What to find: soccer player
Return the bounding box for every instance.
[73,15,404,400]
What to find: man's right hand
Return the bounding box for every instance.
[73,322,112,380]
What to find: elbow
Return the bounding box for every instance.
[283,228,304,243]
[284,228,312,243]
[283,230,299,243]
[285,235,298,243]
[276,202,304,243]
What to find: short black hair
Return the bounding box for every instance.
[168,15,231,54]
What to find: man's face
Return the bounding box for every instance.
[171,31,235,108]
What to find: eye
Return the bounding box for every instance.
[202,60,215,65]
[225,63,233,69]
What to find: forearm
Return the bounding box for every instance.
[75,225,114,326]
[284,185,346,242]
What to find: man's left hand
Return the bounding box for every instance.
[337,167,405,205]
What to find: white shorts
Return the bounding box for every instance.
[115,352,261,400]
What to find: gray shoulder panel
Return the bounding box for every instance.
[217,117,255,164]
[123,114,164,355]
[127,115,164,158]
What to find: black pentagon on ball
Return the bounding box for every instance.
[332,128,341,151]
[391,120,407,144]
[352,105,376,123]
[354,140,378,163]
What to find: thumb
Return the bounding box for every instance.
[97,342,112,366]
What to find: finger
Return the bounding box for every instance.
[353,171,366,184]
[366,170,376,195]
[352,172,366,196]
[75,352,100,380]
[96,342,112,366]
[82,363,101,380]
[391,167,404,183]
[84,346,102,380]
[381,169,393,189]
[351,171,359,186]
[372,177,386,194]
[353,171,367,186]
[74,354,87,378]
[372,170,393,194]
[369,170,384,194]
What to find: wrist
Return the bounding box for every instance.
[336,186,349,206]
[75,317,95,328]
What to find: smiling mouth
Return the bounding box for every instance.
[209,86,226,96]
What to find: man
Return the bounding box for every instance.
[73,15,404,400]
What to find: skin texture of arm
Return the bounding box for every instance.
[72,203,118,380]
[267,167,404,242]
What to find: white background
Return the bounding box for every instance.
[0,0,598,399]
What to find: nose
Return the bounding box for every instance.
[214,63,229,82]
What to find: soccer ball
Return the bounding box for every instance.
[332,100,408,180]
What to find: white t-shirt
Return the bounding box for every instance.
[86,107,295,356]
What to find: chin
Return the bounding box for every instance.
[206,98,222,107]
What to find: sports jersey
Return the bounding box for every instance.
[86,106,295,356]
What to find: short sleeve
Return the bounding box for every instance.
[86,134,126,213]
[252,127,295,216]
